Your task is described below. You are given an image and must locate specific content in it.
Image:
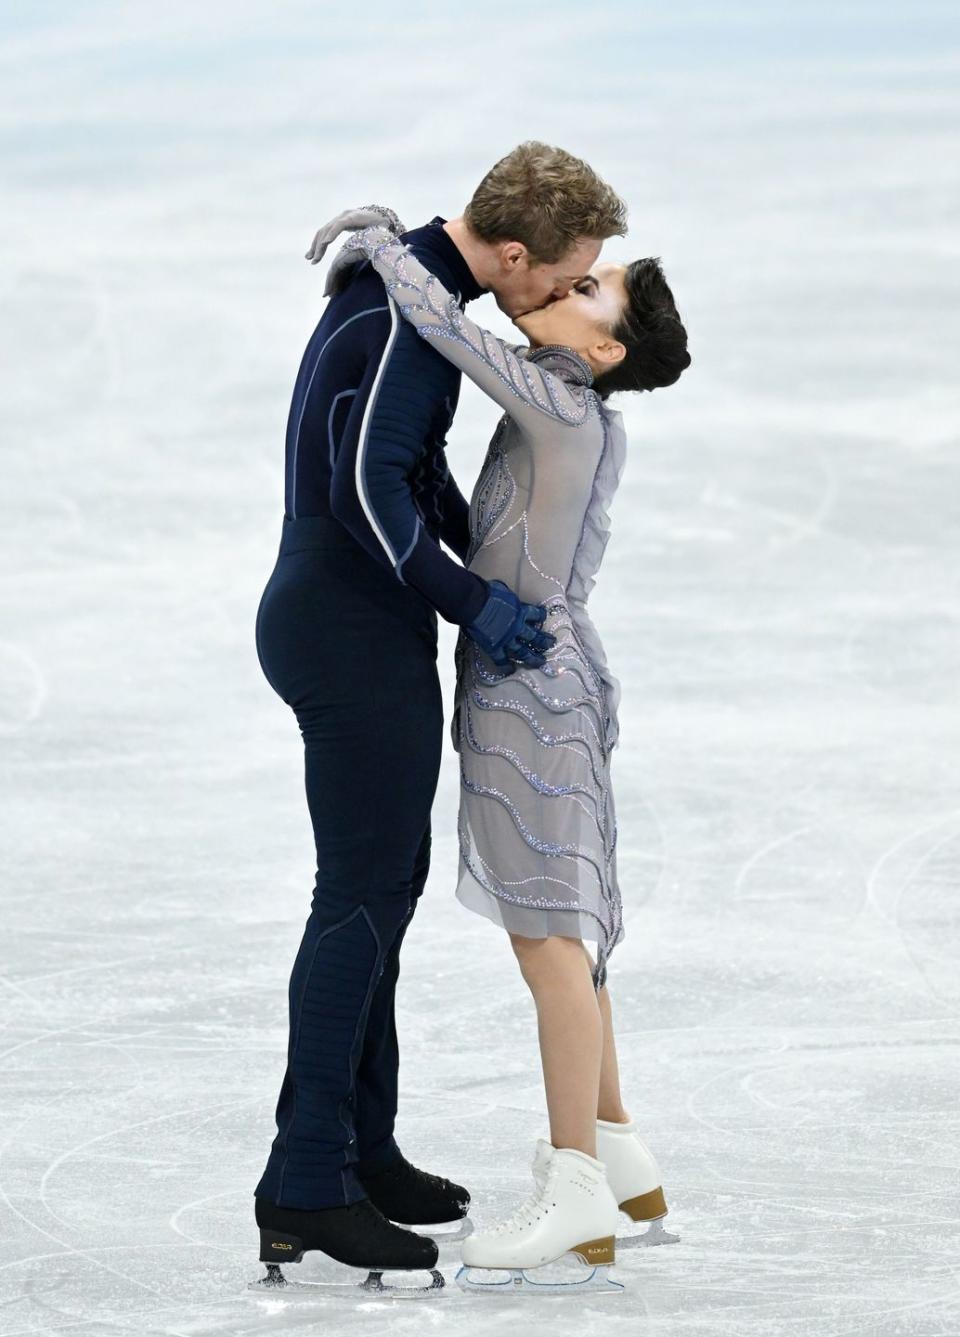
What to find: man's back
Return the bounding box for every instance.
[282,216,488,625]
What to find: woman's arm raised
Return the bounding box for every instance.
[330,223,592,432]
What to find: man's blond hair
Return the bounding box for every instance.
[464,141,627,266]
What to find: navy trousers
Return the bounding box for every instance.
[254,516,443,1209]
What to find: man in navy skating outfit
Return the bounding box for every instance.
[253,143,628,1281]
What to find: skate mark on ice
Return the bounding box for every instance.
[0,1041,278,1328]
[866,812,960,1005]
[0,971,48,1012]
[825,1284,960,1337]
[726,817,871,940]
[841,604,960,703]
[0,641,46,735]
[0,1016,134,1067]
[730,447,842,554]
[765,448,840,552]
[699,446,845,554]
[619,793,670,924]
[683,1039,791,1136]
[866,810,960,924]
[35,1035,151,1233]
[169,1187,247,1248]
[36,1094,260,1231]
[13,951,160,988]
[887,825,960,1003]
[180,1093,264,1138]
[0,1086,171,1304]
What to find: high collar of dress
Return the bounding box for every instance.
[524,344,595,388]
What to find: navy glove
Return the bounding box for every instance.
[465,580,556,671]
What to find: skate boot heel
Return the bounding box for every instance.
[259,1228,304,1265]
[620,1187,667,1222]
[570,1235,616,1266]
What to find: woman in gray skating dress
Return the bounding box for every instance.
[313,210,690,1278]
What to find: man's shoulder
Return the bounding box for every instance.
[315,280,457,404]
[400,220,466,302]
[322,260,391,321]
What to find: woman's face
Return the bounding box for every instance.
[513,261,628,371]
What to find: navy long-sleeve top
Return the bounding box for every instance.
[283,215,489,625]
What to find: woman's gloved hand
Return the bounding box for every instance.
[465,580,556,672]
[304,206,406,297]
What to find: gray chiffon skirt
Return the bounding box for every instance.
[452,599,623,987]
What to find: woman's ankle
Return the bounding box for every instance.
[552,1135,599,1159]
[597,1105,631,1125]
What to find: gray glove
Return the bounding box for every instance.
[304,205,406,298]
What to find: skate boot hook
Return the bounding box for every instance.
[250,1196,445,1299]
[456,1142,625,1296]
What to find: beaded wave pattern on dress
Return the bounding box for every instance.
[456,598,622,983]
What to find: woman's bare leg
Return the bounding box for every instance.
[597,986,630,1123]
[509,934,602,1157]
[581,944,630,1125]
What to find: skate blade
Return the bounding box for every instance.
[249,1264,446,1300]
[397,1216,474,1245]
[616,1215,680,1250]
[456,1261,623,1296]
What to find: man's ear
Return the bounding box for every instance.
[499,241,527,271]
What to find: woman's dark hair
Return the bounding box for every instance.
[593,257,691,399]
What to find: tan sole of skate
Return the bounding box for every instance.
[617,1187,680,1249]
[570,1235,616,1266]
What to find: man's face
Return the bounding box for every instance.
[489,236,603,319]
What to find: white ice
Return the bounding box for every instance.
[1,3,959,1335]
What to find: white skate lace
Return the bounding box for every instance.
[491,1161,558,1236]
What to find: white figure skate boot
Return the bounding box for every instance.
[596,1115,679,1248]
[456,1141,623,1295]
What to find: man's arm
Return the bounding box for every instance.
[436,467,471,564]
[320,226,554,667]
[329,305,488,625]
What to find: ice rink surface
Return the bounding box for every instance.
[2,2,959,1333]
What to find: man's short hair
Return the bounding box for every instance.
[465,141,627,265]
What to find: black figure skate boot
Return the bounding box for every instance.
[251,1195,444,1297]
[360,1154,473,1242]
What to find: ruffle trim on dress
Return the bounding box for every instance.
[565,403,629,750]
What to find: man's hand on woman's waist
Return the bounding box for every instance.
[465,581,556,672]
